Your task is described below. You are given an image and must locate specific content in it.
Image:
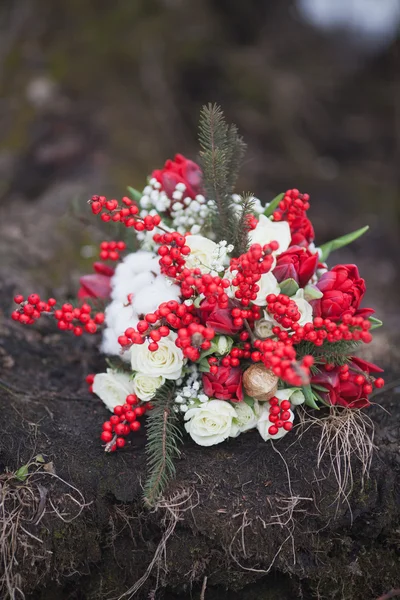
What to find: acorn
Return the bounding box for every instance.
[243,364,278,401]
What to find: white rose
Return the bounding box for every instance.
[130,332,184,380]
[256,402,295,441]
[254,312,276,339]
[132,373,165,401]
[249,215,291,256]
[230,401,258,437]
[184,234,218,272]
[276,388,305,406]
[253,272,281,306]
[213,335,233,355]
[184,399,237,446]
[292,289,313,326]
[93,369,135,412]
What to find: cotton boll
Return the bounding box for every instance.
[100,328,128,360]
[133,276,180,315]
[122,251,160,275]
[113,303,139,333]
[111,271,155,302]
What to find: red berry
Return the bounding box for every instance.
[374,378,384,389]
[268,426,278,436]
[130,421,141,431]
[116,437,126,448]
[101,431,113,443]
[14,294,24,304]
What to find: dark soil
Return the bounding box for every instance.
[0,279,399,600]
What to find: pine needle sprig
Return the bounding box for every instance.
[232,193,255,256]
[198,103,245,245]
[296,340,361,368]
[143,381,183,506]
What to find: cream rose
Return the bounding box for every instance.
[130,332,184,380]
[249,215,291,256]
[256,402,295,441]
[132,373,165,401]
[292,289,313,326]
[184,400,237,446]
[276,388,305,406]
[92,369,135,412]
[253,272,281,306]
[230,401,258,438]
[184,235,218,272]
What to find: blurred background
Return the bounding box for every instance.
[0,0,399,359]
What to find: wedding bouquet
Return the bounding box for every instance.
[11,105,384,505]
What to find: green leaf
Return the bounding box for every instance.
[302,384,320,410]
[34,454,45,463]
[319,226,369,262]
[264,193,284,217]
[312,390,330,407]
[14,464,29,481]
[369,316,383,330]
[127,186,143,202]
[279,278,299,297]
[198,358,211,372]
[311,383,329,393]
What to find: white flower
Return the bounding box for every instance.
[253,272,281,306]
[184,235,219,272]
[256,403,295,441]
[93,369,135,412]
[184,400,237,446]
[249,215,291,256]
[254,312,276,339]
[230,401,258,437]
[130,332,184,380]
[292,289,313,326]
[132,373,165,401]
[275,388,305,406]
[213,335,233,356]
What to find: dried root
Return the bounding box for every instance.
[115,488,198,600]
[297,405,375,510]
[0,458,89,599]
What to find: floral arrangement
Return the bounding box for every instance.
[11,105,384,505]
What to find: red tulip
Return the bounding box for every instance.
[203,365,243,402]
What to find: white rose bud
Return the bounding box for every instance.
[130,332,184,380]
[275,388,305,406]
[93,369,135,412]
[184,235,219,273]
[213,335,234,356]
[253,272,281,306]
[184,400,237,446]
[132,373,165,401]
[292,289,313,327]
[230,401,258,438]
[249,215,291,256]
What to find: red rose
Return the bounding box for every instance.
[290,216,315,247]
[77,262,114,300]
[312,357,383,409]
[198,299,242,335]
[152,153,203,200]
[203,365,244,402]
[273,246,318,287]
[312,264,370,322]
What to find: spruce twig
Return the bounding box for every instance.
[198,103,246,246]
[144,381,182,506]
[234,193,255,256]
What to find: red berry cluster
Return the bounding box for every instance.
[89,195,161,231]
[53,303,105,335]
[272,189,310,223]
[271,313,373,346]
[267,397,293,436]
[179,269,230,308]
[207,344,252,372]
[154,231,191,277]
[100,394,152,451]
[12,294,57,325]
[230,306,261,329]
[118,300,198,352]
[230,242,278,306]
[252,338,313,386]
[176,323,215,361]
[266,293,301,329]
[99,240,126,261]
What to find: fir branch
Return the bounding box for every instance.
[198,104,245,245]
[296,340,361,367]
[144,381,183,507]
[233,193,255,256]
